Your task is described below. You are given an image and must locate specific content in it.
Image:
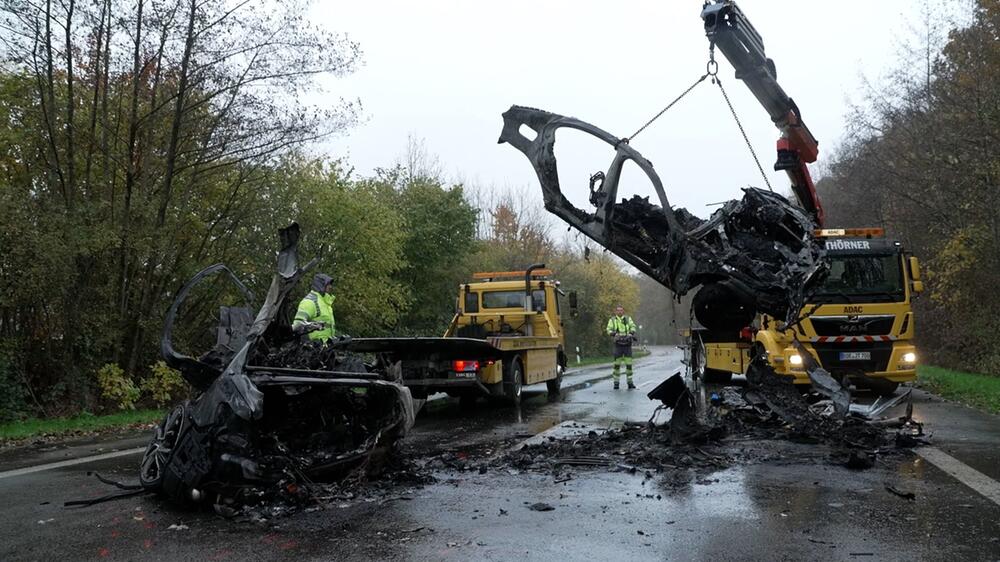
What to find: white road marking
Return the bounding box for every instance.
[0,447,145,480]
[638,380,658,389]
[917,446,1000,507]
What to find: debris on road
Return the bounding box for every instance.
[497,355,921,487]
[528,502,555,512]
[885,485,916,501]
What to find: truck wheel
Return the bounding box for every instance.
[546,364,563,401]
[504,357,524,407]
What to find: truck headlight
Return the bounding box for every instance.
[789,354,803,366]
[902,352,917,363]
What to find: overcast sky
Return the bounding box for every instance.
[313,0,928,220]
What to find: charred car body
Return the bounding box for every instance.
[139,224,415,506]
[498,105,828,331]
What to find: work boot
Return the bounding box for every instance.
[613,382,620,390]
[627,381,636,390]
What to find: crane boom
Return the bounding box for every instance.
[701,0,825,226]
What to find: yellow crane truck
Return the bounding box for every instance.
[401,265,568,406]
[691,228,923,396]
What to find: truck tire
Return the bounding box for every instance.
[546,364,563,401]
[504,357,524,407]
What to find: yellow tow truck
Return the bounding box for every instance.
[691,228,923,396]
[401,265,568,406]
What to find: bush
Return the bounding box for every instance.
[0,351,29,422]
[142,361,187,407]
[95,363,140,411]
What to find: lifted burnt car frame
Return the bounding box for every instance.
[498,105,828,328]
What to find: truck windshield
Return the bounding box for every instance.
[812,253,905,303]
[482,290,546,311]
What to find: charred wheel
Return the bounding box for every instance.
[139,403,188,490]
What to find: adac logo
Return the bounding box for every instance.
[843,306,863,314]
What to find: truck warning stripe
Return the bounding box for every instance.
[811,335,897,343]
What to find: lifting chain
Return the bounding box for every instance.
[713,74,774,192]
[708,44,773,192]
[624,73,709,144]
[624,44,774,193]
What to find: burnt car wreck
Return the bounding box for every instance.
[139,224,415,509]
[498,105,828,331]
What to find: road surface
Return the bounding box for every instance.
[1,346,999,561]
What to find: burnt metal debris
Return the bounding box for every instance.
[140,224,416,510]
[503,356,923,484]
[498,105,828,330]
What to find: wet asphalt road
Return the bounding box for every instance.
[2,346,999,561]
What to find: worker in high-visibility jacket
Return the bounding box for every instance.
[606,305,637,390]
[293,273,336,342]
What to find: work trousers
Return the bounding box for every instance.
[612,343,634,383]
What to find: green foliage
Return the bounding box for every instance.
[818,0,1000,373]
[142,361,187,407]
[552,252,640,356]
[387,176,479,334]
[919,365,1000,415]
[0,409,165,442]
[0,349,29,422]
[290,162,411,336]
[466,194,640,356]
[95,364,140,411]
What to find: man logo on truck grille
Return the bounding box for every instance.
[840,317,869,334]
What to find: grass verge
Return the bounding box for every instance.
[570,349,652,369]
[0,409,164,442]
[918,365,1000,415]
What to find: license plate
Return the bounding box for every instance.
[839,351,871,361]
[454,372,477,379]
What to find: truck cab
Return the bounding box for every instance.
[402,266,567,406]
[694,228,923,396]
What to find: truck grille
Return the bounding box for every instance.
[812,341,893,373]
[809,315,895,336]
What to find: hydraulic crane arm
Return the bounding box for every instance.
[701,0,825,226]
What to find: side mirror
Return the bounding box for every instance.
[909,256,922,281]
[568,291,579,318]
[909,256,924,294]
[464,286,479,313]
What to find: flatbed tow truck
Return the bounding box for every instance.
[690,1,924,395]
[397,265,568,406]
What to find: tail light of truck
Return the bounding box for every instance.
[452,360,480,372]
